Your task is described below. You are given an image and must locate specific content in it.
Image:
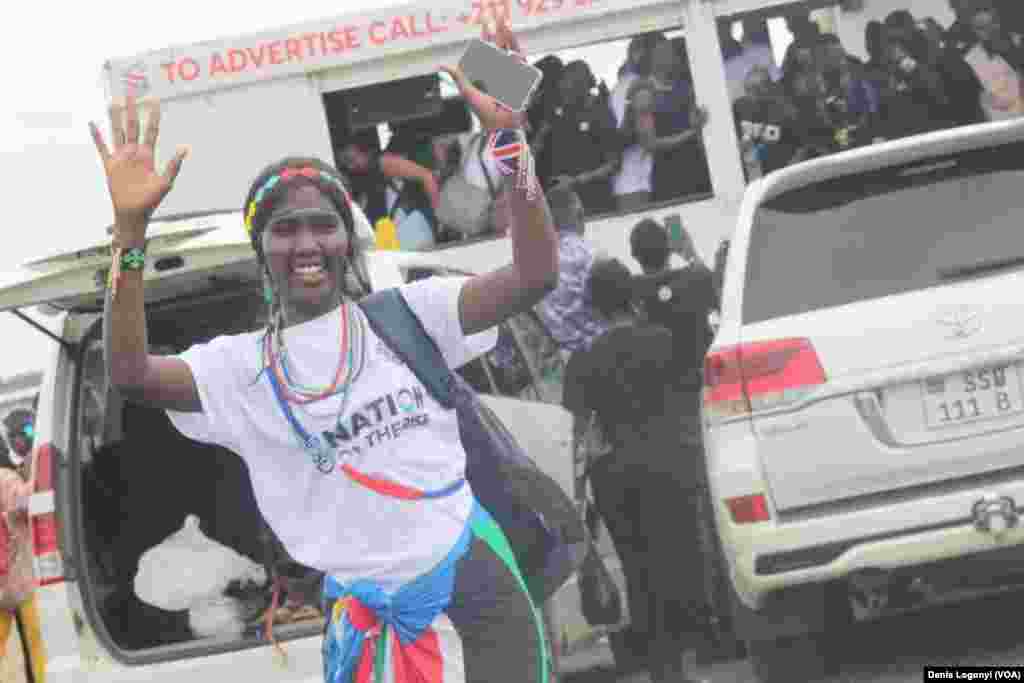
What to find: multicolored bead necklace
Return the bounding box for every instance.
[262,302,368,473]
[263,302,367,404]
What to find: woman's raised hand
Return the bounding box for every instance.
[441,19,526,131]
[90,95,188,239]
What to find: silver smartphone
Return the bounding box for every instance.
[457,39,543,113]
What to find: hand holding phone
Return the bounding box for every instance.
[440,20,532,131]
[456,38,542,113]
[665,214,695,261]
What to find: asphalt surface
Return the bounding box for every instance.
[562,587,1024,683]
[7,580,1024,682]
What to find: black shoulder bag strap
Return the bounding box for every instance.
[359,288,455,410]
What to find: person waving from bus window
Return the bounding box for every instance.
[615,78,659,210]
[543,60,622,216]
[648,40,712,202]
[90,18,558,683]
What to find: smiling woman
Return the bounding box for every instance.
[243,159,362,326]
[89,17,559,683]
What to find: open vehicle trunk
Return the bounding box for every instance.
[0,212,335,664]
[75,283,330,659]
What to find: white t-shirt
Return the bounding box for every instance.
[610,72,638,127]
[613,145,654,197]
[609,73,654,197]
[166,277,498,592]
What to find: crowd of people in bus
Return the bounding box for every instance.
[331,29,714,249]
[730,0,1024,179]
[331,0,1024,250]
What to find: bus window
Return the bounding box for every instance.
[323,24,731,250]
[724,1,1024,183]
[526,27,713,218]
[324,77,475,248]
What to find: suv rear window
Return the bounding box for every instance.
[742,141,1024,324]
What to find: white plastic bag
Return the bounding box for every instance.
[134,515,266,612]
[188,595,246,638]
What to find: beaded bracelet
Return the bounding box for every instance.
[108,246,146,301]
[120,247,146,271]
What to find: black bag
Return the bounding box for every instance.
[575,411,623,627]
[577,481,623,627]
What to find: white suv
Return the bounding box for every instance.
[703,118,1024,681]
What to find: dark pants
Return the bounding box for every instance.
[590,449,706,682]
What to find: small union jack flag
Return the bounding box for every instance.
[488,129,525,175]
[486,129,538,199]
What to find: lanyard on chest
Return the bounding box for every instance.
[264,352,467,499]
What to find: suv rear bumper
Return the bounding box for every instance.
[723,480,1024,610]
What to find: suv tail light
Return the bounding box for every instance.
[29,443,64,586]
[725,494,770,524]
[704,338,826,421]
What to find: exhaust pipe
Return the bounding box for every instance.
[848,569,893,614]
[847,570,933,617]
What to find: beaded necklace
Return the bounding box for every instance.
[265,303,366,404]
[262,303,369,473]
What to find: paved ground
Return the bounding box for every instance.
[562,587,1024,683]
[8,586,1024,682]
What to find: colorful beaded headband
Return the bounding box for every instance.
[245,166,353,237]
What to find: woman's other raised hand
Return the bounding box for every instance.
[90,95,188,240]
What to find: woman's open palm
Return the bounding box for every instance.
[91,95,187,231]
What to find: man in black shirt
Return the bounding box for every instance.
[541,61,621,216]
[629,218,718,393]
[733,65,807,177]
[562,259,708,683]
[877,34,956,139]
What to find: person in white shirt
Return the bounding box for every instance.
[610,33,668,210]
[90,21,559,683]
[610,32,667,126]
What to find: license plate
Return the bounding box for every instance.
[922,364,1024,430]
